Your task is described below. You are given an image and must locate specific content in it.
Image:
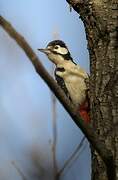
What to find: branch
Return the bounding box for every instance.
[0,16,114,171]
[57,136,86,177]
[51,85,58,179]
[11,161,27,180]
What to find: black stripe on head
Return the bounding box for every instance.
[50,49,72,60]
[51,50,77,64]
[47,40,67,48]
[63,52,73,61]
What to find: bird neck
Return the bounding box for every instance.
[56,59,76,68]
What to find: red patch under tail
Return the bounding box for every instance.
[79,101,90,123]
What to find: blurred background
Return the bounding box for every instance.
[0,0,91,180]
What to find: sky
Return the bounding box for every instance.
[0,0,91,180]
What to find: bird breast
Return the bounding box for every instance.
[56,61,88,106]
[65,75,87,106]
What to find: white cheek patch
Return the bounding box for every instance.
[55,47,68,55]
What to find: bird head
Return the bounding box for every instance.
[38,40,73,65]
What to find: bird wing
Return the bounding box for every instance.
[54,67,72,101]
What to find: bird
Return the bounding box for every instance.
[38,40,90,123]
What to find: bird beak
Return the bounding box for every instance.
[37,48,50,54]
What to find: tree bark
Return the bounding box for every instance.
[67,0,118,179]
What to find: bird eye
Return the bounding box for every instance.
[54,45,59,49]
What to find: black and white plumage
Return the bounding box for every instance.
[55,66,72,101]
[38,40,89,108]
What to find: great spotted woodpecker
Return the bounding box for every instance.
[38,40,90,123]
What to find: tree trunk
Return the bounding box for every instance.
[67,0,118,179]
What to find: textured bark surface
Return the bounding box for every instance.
[67,0,118,180]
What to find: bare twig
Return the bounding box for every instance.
[57,136,86,177]
[51,66,58,180]
[11,161,27,180]
[0,16,114,173]
[51,92,58,180]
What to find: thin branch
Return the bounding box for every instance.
[11,161,27,180]
[0,16,115,173]
[51,92,58,180]
[57,136,86,177]
[51,65,58,180]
